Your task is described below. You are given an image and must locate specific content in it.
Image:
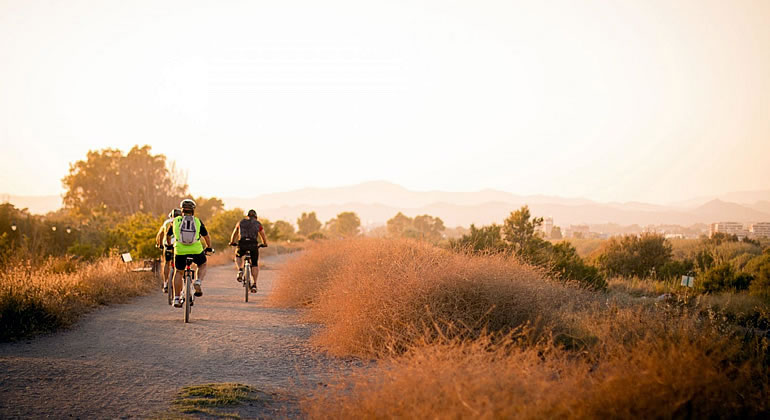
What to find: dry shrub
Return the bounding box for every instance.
[0,257,155,340]
[305,308,770,419]
[271,238,594,358]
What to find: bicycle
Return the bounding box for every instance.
[178,249,214,323]
[231,243,266,302]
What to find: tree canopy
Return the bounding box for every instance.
[62,145,187,218]
[297,212,322,236]
[326,212,361,237]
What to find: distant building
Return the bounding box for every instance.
[567,224,590,238]
[710,222,748,239]
[542,217,553,237]
[749,222,770,238]
[664,233,684,239]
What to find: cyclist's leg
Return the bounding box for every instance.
[250,248,259,288]
[163,250,173,285]
[173,255,185,297]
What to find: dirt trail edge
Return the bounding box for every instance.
[0,254,354,419]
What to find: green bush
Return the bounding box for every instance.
[699,263,752,293]
[595,233,673,279]
[748,260,770,300]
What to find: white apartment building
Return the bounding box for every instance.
[542,217,553,237]
[709,222,747,239]
[749,222,770,238]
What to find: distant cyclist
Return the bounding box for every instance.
[156,208,181,293]
[229,209,268,292]
[166,199,213,308]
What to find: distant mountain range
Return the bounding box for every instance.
[4,182,770,228]
[223,182,770,228]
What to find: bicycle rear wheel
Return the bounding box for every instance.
[184,274,191,323]
[244,263,250,303]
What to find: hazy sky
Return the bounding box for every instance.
[1,0,769,204]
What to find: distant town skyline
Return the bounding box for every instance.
[2,0,769,204]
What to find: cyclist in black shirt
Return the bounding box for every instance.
[229,209,268,292]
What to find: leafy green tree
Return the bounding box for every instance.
[503,206,544,256]
[326,212,361,237]
[749,263,770,299]
[62,145,187,218]
[595,233,673,279]
[269,220,296,241]
[386,212,413,237]
[194,197,225,221]
[413,214,445,242]
[109,212,165,259]
[451,224,506,253]
[540,241,605,289]
[207,208,245,249]
[297,212,322,236]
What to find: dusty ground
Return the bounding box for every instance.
[0,254,354,419]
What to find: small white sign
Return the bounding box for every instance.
[121,253,133,263]
[681,275,694,288]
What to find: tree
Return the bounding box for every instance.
[326,212,360,237]
[386,212,413,237]
[386,212,446,242]
[297,212,322,236]
[503,206,544,256]
[413,215,445,242]
[62,145,187,218]
[595,233,673,279]
[269,220,296,241]
[451,224,506,253]
[207,208,245,249]
[194,197,225,221]
[109,212,165,259]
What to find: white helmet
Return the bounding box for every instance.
[180,199,196,211]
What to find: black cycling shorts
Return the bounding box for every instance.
[164,246,174,262]
[236,239,259,262]
[174,252,207,271]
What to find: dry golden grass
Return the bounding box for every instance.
[271,238,769,418]
[0,257,155,340]
[305,307,769,419]
[270,238,595,358]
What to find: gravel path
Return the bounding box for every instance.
[0,255,351,419]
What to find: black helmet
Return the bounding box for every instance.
[247,209,257,218]
[168,208,182,218]
[180,199,196,210]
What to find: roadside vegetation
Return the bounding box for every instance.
[271,237,770,418]
[0,256,154,341]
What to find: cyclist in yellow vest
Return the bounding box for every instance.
[165,198,213,308]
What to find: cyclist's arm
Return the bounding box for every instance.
[165,226,173,246]
[259,230,268,246]
[229,224,240,244]
[202,234,212,248]
[155,225,166,248]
